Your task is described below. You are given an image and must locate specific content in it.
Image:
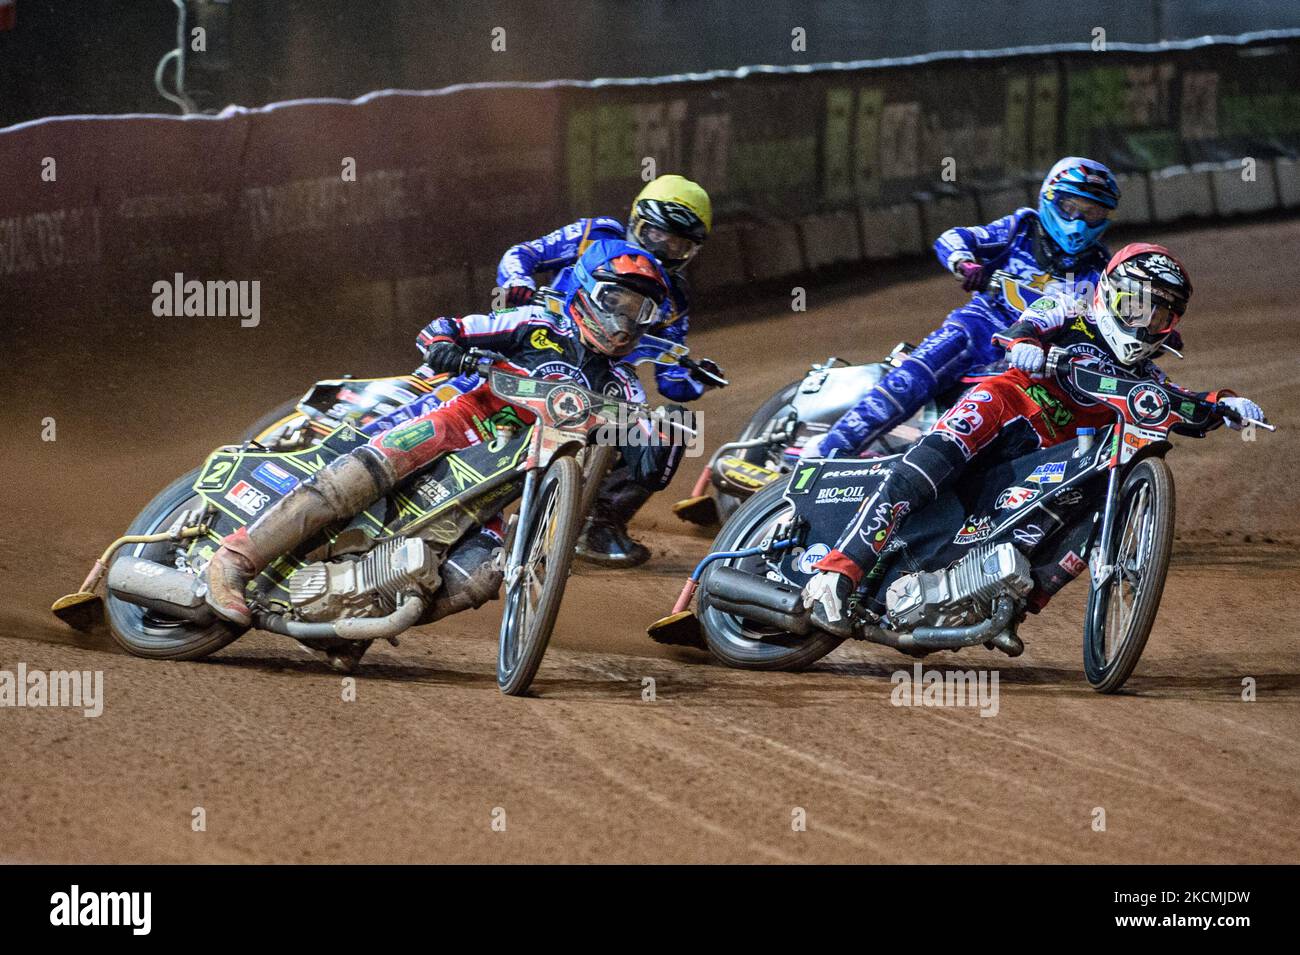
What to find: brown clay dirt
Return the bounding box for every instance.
[2,218,1298,863]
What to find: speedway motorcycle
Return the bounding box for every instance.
[670,269,1079,527]
[53,347,692,696]
[651,347,1273,693]
[670,345,940,527]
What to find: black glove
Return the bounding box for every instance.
[688,358,728,389]
[423,340,470,376]
[502,285,535,308]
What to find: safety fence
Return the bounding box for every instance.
[2,31,1299,330]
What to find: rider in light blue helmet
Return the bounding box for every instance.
[803,156,1121,461]
[1037,156,1121,255]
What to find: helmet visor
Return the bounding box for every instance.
[574,281,659,354]
[632,221,700,267]
[1054,194,1111,226]
[1104,274,1181,335]
[591,281,659,328]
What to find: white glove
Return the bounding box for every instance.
[802,571,844,622]
[799,433,829,460]
[1008,340,1046,376]
[1222,396,1266,431]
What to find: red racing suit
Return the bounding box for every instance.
[814,297,1227,584]
[360,303,687,492]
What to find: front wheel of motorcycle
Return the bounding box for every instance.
[699,481,844,670]
[1082,457,1175,693]
[105,468,245,660]
[497,455,583,696]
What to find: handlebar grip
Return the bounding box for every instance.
[1211,401,1276,432]
[463,348,506,377]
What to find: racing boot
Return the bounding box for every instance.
[575,513,651,567]
[576,481,653,568]
[802,570,857,638]
[202,450,393,626]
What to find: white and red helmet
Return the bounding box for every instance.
[1092,243,1192,365]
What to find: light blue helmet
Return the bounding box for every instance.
[1038,157,1121,255]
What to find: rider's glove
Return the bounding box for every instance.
[1008,339,1046,377]
[954,260,987,293]
[689,358,727,389]
[1221,396,1266,431]
[501,284,535,308]
[799,433,831,460]
[423,340,470,376]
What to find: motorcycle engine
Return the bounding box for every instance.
[885,542,1033,630]
[289,537,441,621]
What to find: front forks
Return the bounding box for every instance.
[1089,466,1123,589]
[503,467,539,589]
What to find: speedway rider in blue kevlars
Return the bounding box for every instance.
[801,157,1123,461]
[497,174,725,567]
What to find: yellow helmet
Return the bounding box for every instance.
[629,174,712,270]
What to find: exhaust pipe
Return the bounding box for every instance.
[703,565,812,635]
[862,594,1017,653]
[107,557,215,624]
[254,594,427,641]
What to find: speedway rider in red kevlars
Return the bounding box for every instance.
[800,243,1268,634]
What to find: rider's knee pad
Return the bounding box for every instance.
[909,315,976,379]
[894,432,967,501]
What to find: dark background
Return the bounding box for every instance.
[3,0,1300,126]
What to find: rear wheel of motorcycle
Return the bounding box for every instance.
[1082,457,1175,693]
[497,455,583,696]
[716,379,802,522]
[105,468,245,660]
[241,398,316,451]
[699,482,844,670]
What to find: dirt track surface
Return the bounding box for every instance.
[3,219,1299,863]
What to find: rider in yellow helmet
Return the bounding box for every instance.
[494,174,724,567]
[626,174,712,272]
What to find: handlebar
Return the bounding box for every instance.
[677,355,730,389]
[1041,346,1276,432]
[1213,401,1276,432]
[464,347,508,378]
[478,353,697,439]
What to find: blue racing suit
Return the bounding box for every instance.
[497,217,703,402]
[818,208,1111,456]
